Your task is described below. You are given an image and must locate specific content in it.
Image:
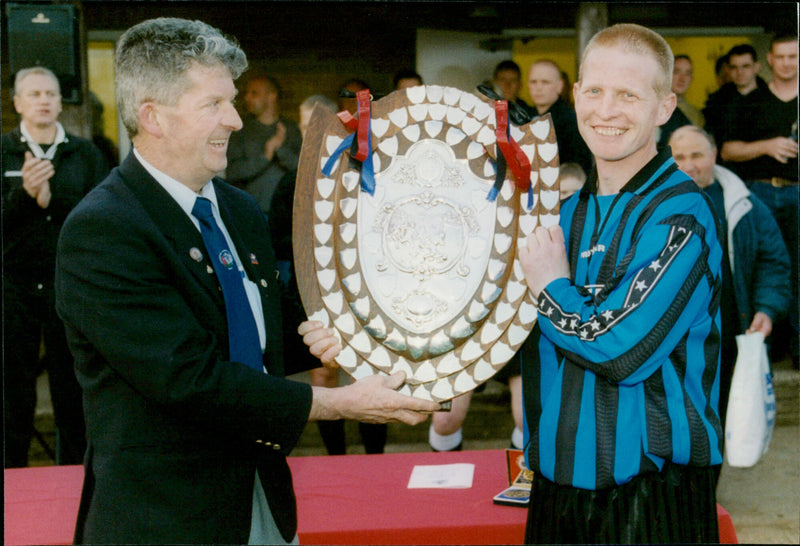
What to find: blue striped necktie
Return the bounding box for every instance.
[192,196,263,372]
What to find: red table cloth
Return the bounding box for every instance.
[4,449,737,545]
[290,449,525,544]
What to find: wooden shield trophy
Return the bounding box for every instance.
[293,85,559,402]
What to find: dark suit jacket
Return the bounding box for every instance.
[2,125,108,283]
[55,153,314,544]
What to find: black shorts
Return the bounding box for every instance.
[525,462,719,544]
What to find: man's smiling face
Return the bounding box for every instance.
[574,44,674,172]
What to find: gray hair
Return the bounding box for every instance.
[300,94,337,113]
[14,66,60,96]
[115,17,247,137]
[668,124,717,151]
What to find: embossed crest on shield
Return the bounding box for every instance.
[293,85,560,402]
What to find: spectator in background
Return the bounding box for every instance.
[717,35,798,369]
[526,59,593,174]
[558,162,587,200]
[672,54,704,126]
[226,74,302,216]
[89,91,119,168]
[715,53,732,88]
[669,125,790,428]
[493,60,529,110]
[337,78,370,115]
[559,70,573,106]
[702,53,734,144]
[2,66,108,467]
[719,37,798,179]
[703,44,768,147]
[655,52,696,149]
[726,44,768,98]
[297,94,337,137]
[393,69,423,90]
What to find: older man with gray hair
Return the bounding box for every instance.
[669,124,791,428]
[55,18,438,545]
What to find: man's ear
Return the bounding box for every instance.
[138,102,164,138]
[656,92,678,126]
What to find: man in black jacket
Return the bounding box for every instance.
[55,18,438,544]
[2,66,108,467]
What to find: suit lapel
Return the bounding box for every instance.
[117,154,222,299]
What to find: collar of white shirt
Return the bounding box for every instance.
[133,148,218,226]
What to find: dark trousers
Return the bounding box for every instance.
[3,280,86,467]
[525,462,719,544]
[316,421,388,455]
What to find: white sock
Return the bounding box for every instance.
[429,425,463,451]
[510,427,524,450]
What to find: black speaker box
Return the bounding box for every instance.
[6,3,82,103]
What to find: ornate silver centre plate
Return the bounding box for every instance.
[294,85,560,402]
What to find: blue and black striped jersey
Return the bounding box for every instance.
[522,148,724,490]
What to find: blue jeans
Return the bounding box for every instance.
[748,181,799,360]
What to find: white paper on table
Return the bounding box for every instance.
[407,463,475,489]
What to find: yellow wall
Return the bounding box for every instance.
[87,41,117,144]
[512,35,755,111]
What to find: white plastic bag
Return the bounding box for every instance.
[724,331,776,467]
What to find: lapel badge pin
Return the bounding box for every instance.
[250,253,259,265]
[190,247,203,262]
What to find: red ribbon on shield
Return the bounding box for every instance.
[494,101,531,191]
